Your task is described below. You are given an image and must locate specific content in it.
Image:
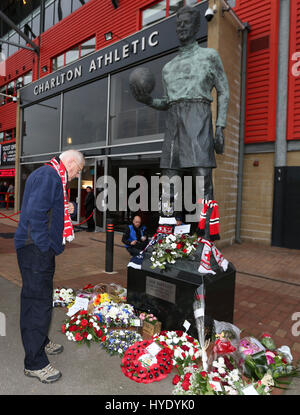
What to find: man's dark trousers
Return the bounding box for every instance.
[17,244,56,370]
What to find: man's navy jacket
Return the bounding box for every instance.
[14,165,65,255]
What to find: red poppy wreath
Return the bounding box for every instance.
[121,340,174,384]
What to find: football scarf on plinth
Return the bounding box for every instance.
[198,237,229,275]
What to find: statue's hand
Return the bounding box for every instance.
[214,126,225,154]
[130,84,153,106]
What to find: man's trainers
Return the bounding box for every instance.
[45,340,64,355]
[24,364,62,384]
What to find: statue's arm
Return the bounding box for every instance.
[212,50,230,128]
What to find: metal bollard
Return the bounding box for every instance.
[105,218,114,272]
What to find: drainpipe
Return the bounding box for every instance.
[275,0,289,168]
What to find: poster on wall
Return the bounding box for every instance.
[0,143,16,166]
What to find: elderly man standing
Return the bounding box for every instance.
[14,149,85,383]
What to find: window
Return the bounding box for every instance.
[52,54,64,71]
[0,129,16,142]
[142,1,167,27]
[65,47,80,65]
[109,52,177,145]
[141,0,199,28]
[81,37,96,57]
[0,72,32,106]
[22,95,61,156]
[51,37,95,71]
[62,77,108,150]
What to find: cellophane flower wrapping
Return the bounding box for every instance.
[193,283,208,370]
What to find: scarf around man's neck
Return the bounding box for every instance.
[46,156,74,244]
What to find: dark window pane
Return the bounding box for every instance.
[55,0,72,23]
[23,71,33,86]
[32,12,40,38]
[5,129,13,140]
[1,41,8,62]
[80,37,96,57]
[110,52,177,145]
[15,77,23,90]
[65,47,79,65]
[52,54,64,71]
[72,0,86,12]
[0,86,6,106]
[44,2,55,31]
[9,32,18,56]
[142,1,166,27]
[169,0,185,15]
[62,78,107,150]
[22,95,61,156]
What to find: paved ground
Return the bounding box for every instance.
[0,209,300,395]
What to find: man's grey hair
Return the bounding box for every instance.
[59,149,85,166]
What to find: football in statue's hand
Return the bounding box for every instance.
[129,67,156,97]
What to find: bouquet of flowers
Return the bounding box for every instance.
[94,301,136,328]
[53,287,75,307]
[100,330,143,357]
[152,330,201,370]
[62,310,107,346]
[150,233,199,269]
[139,312,158,325]
[172,357,271,395]
[243,349,297,386]
[93,292,111,307]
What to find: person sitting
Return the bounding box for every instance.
[122,215,148,257]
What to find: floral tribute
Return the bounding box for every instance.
[240,334,298,387]
[172,356,271,395]
[152,330,201,370]
[93,302,136,328]
[62,310,108,346]
[53,287,75,307]
[93,292,111,307]
[121,340,174,384]
[101,330,143,357]
[139,312,158,325]
[150,233,199,269]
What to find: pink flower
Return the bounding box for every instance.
[265,351,275,365]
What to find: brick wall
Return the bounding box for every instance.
[240,153,274,245]
[208,0,242,247]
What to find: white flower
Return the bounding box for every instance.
[76,320,80,325]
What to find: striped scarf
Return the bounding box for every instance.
[197,237,229,275]
[197,199,220,241]
[46,157,74,244]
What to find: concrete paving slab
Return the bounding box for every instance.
[0,276,174,395]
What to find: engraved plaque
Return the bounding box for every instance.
[145,276,176,304]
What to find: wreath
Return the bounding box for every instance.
[121,340,174,384]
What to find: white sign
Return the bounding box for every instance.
[66,296,89,317]
[146,342,163,357]
[174,224,191,235]
[183,320,191,332]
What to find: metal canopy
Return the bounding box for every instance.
[0,10,39,55]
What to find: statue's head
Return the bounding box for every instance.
[176,6,200,45]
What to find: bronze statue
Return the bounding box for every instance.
[130,6,229,202]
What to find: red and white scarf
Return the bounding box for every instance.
[197,198,220,241]
[197,237,229,275]
[46,157,74,244]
